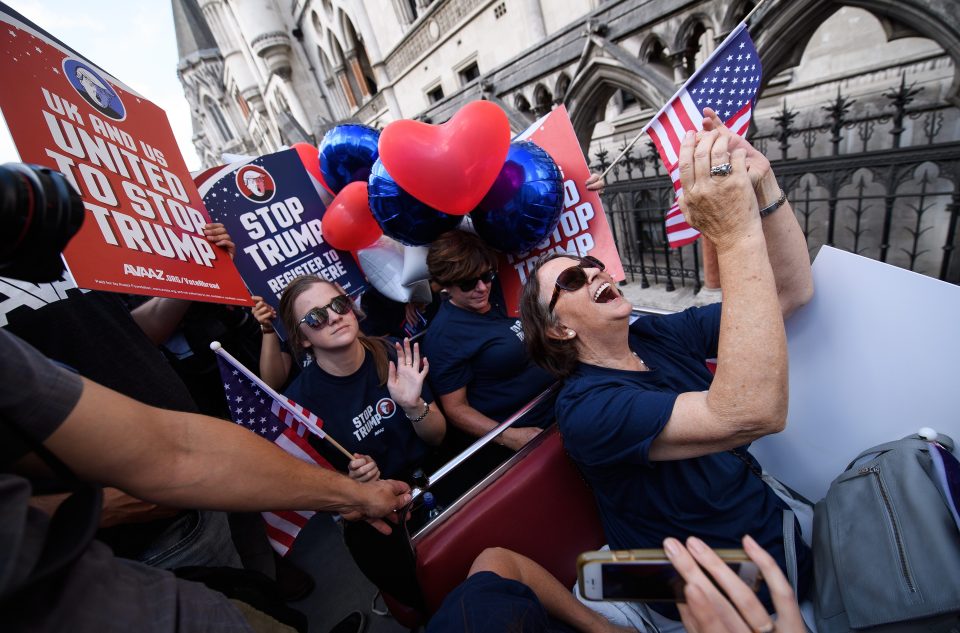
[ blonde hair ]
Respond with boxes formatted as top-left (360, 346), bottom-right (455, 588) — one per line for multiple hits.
top-left (278, 275), bottom-right (390, 385)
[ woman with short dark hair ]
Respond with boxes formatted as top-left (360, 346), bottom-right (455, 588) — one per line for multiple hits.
top-left (424, 230), bottom-right (555, 451)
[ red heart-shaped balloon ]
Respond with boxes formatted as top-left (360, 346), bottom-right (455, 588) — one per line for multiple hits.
top-left (378, 100), bottom-right (510, 216)
top-left (322, 181), bottom-right (382, 251)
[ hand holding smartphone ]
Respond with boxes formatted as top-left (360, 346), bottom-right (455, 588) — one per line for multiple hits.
top-left (578, 548), bottom-right (761, 603)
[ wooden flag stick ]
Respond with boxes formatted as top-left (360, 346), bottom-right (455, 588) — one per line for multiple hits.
top-left (596, 0), bottom-right (770, 182)
top-left (318, 433), bottom-right (354, 461)
top-left (211, 341), bottom-right (354, 460)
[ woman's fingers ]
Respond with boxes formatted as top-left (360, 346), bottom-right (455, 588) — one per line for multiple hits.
top-left (731, 147), bottom-right (748, 174)
top-left (349, 455), bottom-right (380, 482)
top-left (664, 537), bottom-right (717, 589)
top-left (744, 535), bottom-right (804, 631)
top-left (680, 583), bottom-right (713, 633)
top-left (412, 341), bottom-right (420, 369)
top-left (711, 131), bottom-right (730, 170)
top-left (388, 361), bottom-right (397, 384)
top-left (678, 131), bottom-right (697, 192)
top-left (394, 341), bottom-right (406, 367)
top-left (694, 129), bottom-right (719, 184)
top-left (666, 538), bottom-right (752, 633)
top-left (686, 537), bottom-right (771, 632)
top-left (675, 598), bottom-right (702, 633)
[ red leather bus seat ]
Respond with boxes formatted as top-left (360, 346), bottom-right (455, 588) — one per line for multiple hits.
top-left (414, 426), bottom-right (605, 613)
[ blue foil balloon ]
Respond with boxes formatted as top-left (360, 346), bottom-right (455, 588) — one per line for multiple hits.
top-left (319, 124), bottom-right (380, 193)
top-left (471, 141), bottom-right (563, 254)
top-left (367, 158), bottom-right (463, 246)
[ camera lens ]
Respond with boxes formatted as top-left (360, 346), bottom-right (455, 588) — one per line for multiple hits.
top-left (0, 163), bottom-right (84, 283)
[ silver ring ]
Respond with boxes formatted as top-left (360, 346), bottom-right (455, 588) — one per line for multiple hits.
top-left (710, 162), bottom-right (733, 177)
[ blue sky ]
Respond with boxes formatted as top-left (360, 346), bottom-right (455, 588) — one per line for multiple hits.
top-left (0, 0), bottom-right (201, 169)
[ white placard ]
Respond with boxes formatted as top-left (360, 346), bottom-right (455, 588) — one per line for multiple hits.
top-left (749, 246), bottom-right (960, 502)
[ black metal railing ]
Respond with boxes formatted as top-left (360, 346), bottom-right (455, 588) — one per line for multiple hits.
top-left (590, 77), bottom-right (960, 289)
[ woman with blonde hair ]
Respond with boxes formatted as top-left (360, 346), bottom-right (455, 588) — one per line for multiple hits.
top-left (277, 274), bottom-right (445, 608)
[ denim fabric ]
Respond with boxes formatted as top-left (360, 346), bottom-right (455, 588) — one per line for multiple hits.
top-left (139, 510), bottom-right (242, 570)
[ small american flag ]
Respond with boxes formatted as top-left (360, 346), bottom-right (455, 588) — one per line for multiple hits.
top-left (215, 349), bottom-right (333, 555)
top-left (646, 22), bottom-right (762, 248)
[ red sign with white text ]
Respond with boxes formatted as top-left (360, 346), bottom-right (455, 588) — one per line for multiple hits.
top-left (499, 106), bottom-right (625, 316)
top-left (0, 8), bottom-right (252, 305)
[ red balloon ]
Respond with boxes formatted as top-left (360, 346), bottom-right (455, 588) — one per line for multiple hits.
top-left (322, 181), bottom-right (382, 251)
top-left (378, 100), bottom-right (510, 215)
top-left (292, 142), bottom-right (334, 195)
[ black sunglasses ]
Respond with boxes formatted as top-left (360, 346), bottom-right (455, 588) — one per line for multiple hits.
top-left (454, 270), bottom-right (496, 292)
top-left (298, 294), bottom-right (352, 329)
top-left (548, 256), bottom-right (606, 312)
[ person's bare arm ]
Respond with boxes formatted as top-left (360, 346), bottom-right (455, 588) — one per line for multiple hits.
top-left (649, 132), bottom-right (787, 461)
top-left (469, 548), bottom-right (631, 633)
top-left (30, 488), bottom-right (179, 527)
top-left (387, 339), bottom-right (446, 446)
top-left (130, 297), bottom-right (192, 345)
top-left (130, 223), bottom-right (241, 345)
top-left (251, 296), bottom-right (292, 389)
top-left (438, 388), bottom-right (541, 451)
top-left (702, 108), bottom-right (813, 318)
top-left (40, 378), bottom-right (411, 529)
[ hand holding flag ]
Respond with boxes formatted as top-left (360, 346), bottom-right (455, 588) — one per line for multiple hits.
top-left (212, 341), bottom-right (355, 554)
top-left (600, 21), bottom-right (763, 248)
top-left (648, 21), bottom-right (762, 247)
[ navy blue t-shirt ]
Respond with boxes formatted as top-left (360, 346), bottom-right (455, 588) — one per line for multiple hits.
top-left (556, 304), bottom-right (810, 610)
top-left (424, 291), bottom-right (555, 427)
top-left (426, 571), bottom-right (576, 633)
top-left (284, 343), bottom-right (432, 480)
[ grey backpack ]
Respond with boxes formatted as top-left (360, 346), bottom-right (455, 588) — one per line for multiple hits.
top-left (813, 432), bottom-right (960, 633)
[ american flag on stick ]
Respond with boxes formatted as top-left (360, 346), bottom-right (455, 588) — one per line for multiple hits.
top-left (212, 341), bottom-right (349, 555)
top-left (601, 22), bottom-right (761, 248)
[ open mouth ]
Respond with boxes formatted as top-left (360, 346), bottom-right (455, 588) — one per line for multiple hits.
top-left (593, 282), bottom-right (619, 304)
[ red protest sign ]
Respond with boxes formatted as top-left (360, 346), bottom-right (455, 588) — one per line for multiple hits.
top-left (498, 106), bottom-right (625, 316)
top-left (0, 9), bottom-right (252, 305)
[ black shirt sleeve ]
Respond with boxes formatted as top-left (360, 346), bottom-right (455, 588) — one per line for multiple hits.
top-left (0, 329), bottom-right (83, 448)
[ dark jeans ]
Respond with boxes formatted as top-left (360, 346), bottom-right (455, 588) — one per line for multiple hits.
top-left (343, 519), bottom-right (424, 611)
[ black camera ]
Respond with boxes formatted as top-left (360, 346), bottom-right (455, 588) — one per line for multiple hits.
top-left (0, 163), bottom-right (84, 283)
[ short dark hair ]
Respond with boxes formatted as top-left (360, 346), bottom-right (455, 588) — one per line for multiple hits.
top-left (519, 253), bottom-right (580, 378)
top-left (427, 230), bottom-right (498, 288)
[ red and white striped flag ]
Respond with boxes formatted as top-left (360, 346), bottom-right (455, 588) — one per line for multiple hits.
top-left (214, 344), bottom-right (332, 555)
top-left (645, 22), bottom-right (761, 248)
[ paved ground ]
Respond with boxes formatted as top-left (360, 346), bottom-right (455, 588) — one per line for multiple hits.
top-left (288, 515), bottom-right (411, 633)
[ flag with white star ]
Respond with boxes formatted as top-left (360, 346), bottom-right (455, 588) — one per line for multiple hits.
top-left (646, 22), bottom-right (762, 248)
top-left (216, 351), bottom-right (333, 555)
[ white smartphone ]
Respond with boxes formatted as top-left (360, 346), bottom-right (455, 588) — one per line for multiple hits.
top-left (577, 548), bottom-right (761, 602)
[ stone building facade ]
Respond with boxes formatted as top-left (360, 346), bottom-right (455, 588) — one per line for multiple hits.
top-left (173, 0), bottom-right (960, 283)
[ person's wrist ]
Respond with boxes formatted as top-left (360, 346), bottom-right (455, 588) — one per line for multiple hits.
top-left (404, 399), bottom-right (429, 422)
top-left (260, 325), bottom-right (275, 334)
top-left (710, 225), bottom-right (764, 253)
top-left (756, 172), bottom-right (780, 207)
top-left (759, 188), bottom-right (787, 218)
top-left (350, 478), bottom-right (378, 511)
